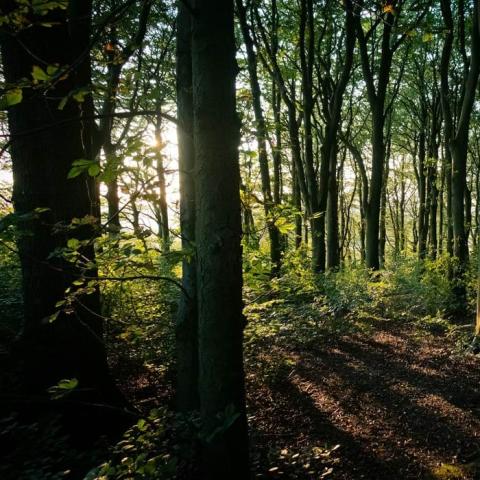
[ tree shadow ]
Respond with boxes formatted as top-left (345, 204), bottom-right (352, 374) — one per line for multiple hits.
top-left (249, 325), bottom-right (480, 479)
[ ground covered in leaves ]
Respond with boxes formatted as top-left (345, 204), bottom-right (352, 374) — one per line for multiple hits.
top-left (245, 300), bottom-right (480, 480)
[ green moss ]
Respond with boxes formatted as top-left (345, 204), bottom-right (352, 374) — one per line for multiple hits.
top-left (429, 463), bottom-right (467, 480)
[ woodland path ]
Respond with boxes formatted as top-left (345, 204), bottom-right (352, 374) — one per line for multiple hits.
top-left (248, 318), bottom-right (480, 479)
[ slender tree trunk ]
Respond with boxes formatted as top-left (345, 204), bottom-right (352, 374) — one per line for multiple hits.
top-left (237, 0), bottom-right (282, 275)
top-left (365, 101), bottom-right (388, 270)
top-left (440, 0), bottom-right (480, 312)
top-left (417, 127), bottom-right (428, 259)
top-left (428, 125), bottom-right (439, 259)
top-left (439, 152), bottom-right (445, 255)
top-left (379, 141), bottom-right (389, 268)
top-left (400, 169), bottom-right (406, 253)
top-left (105, 144), bottom-right (122, 233)
top-left (323, 0), bottom-right (355, 269)
top-left (272, 85), bottom-right (282, 206)
top-left (327, 144), bottom-right (340, 269)
top-left (192, 1), bottom-right (249, 477)
top-left (354, 2), bottom-right (395, 270)
top-left (155, 113), bottom-right (170, 253)
top-left (175, 2), bottom-right (199, 414)
top-left (292, 161), bottom-right (303, 249)
top-left (99, 1), bottom-right (152, 233)
top-left (299, 0), bottom-right (323, 272)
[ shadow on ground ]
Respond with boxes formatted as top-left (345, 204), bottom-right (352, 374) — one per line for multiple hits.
top-left (248, 318), bottom-right (480, 479)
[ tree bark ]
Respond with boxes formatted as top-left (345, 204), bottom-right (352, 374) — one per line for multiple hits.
top-left (175, 1), bottom-right (199, 414)
top-left (192, 1), bottom-right (249, 477)
top-left (1, 0), bottom-right (122, 404)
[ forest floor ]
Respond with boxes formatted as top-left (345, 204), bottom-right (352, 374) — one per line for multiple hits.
top-left (246, 306), bottom-right (480, 480)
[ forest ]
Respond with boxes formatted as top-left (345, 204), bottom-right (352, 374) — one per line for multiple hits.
top-left (1, 0), bottom-right (480, 479)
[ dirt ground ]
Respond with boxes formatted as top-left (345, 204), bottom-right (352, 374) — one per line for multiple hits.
top-left (248, 319), bottom-right (480, 479)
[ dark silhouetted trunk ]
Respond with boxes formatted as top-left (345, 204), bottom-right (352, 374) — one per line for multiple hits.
top-left (1, 0), bottom-right (122, 404)
top-left (192, 1), bottom-right (249, 477)
top-left (175, 2), bottom-right (199, 414)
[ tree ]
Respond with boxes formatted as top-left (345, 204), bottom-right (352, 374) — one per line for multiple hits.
top-left (191, 0), bottom-right (250, 477)
top-left (175, 0), bottom-right (199, 414)
top-left (353, 0), bottom-right (429, 269)
top-left (237, 0), bottom-right (283, 275)
top-left (1, 0), bottom-right (123, 403)
top-left (440, 0), bottom-right (480, 310)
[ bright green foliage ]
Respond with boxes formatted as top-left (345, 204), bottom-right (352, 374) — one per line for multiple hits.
top-left (67, 159), bottom-right (101, 179)
top-left (387, 255), bottom-right (457, 315)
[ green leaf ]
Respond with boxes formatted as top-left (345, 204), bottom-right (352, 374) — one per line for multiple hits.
top-left (67, 167), bottom-right (83, 179)
top-left (32, 0), bottom-right (68, 15)
top-left (58, 378), bottom-right (79, 390)
top-left (275, 216), bottom-right (295, 234)
top-left (32, 65), bottom-right (49, 82)
top-left (4, 88), bottom-right (23, 107)
top-left (87, 163), bottom-right (101, 177)
top-left (46, 64), bottom-right (58, 76)
top-left (48, 378), bottom-right (79, 400)
top-left (72, 87), bottom-right (90, 103)
top-left (422, 32), bottom-right (433, 42)
top-left (67, 159), bottom-right (96, 179)
top-left (46, 311), bottom-right (60, 323)
top-left (67, 238), bottom-right (80, 249)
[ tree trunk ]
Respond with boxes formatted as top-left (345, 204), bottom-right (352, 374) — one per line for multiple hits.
top-left (440, 0), bottom-right (480, 312)
top-left (105, 143), bottom-right (122, 234)
top-left (192, 1), bottom-right (249, 477)
top-left (237, 0), bottom-right (282, 275)
top-left (1, 0), bottom-right (122, 403)
top-left (417, 126), bottom-right (428, 259)
top-left (292, 161), bottom-right (303, 249)
top-left (175, 2), bottom-right (199, 414)
top-left (155, 113), bottom-right (170, 253)
top-left (299, 0), bottom-right (323, 272)
top-left (379, 139), bottom-right (390, 268)
top-left (327, 144), bottom-right (340, 269)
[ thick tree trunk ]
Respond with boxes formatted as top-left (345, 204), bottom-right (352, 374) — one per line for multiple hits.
top-left (175, 2), bottom-right (199, 414)
top-left (192, 1), bottom-right (249, 477)
top-left (1, 1), bottom-right (122, 403)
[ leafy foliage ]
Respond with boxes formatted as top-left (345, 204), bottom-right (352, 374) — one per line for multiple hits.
top-left (85, 409), bottom-right (177, 480)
